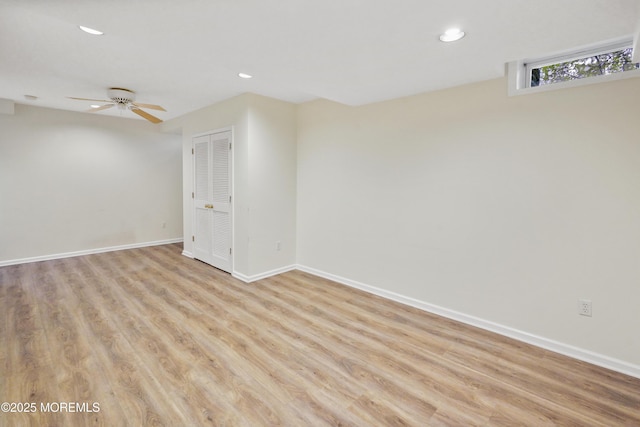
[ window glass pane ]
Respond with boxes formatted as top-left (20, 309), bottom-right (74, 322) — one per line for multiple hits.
top-left (531, 48), bottom-right (639, 87)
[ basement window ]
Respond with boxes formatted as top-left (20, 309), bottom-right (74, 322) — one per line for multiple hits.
top-left (528, 44), bottom-right (638, 87)
top-left (508, 40), bottom-right (640, 95)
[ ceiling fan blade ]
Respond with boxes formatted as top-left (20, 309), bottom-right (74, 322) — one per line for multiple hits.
top-left (131, 108), bottom-right (163, 123)
top-left (68, 96), bottom-right (112, 103)
top-left (86, 104), bottom-right (115, 112)
top-left (131, 102), bottom-right (166, 111)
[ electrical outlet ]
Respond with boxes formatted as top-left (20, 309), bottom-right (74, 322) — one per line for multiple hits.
top-left (578, 299), bottom-right (592, 317)
top-left (276, 241), bottom-right (281, 251)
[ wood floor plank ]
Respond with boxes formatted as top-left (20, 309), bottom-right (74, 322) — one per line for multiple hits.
top-left (58, 256), bottom-right (189, 426)
top-left (1, 243), bottom-right (639, 426)
top-left (87, 252), bottom-right (303, 426)
top-left (151, 258), bottom-right (441, 423)
top-left (106, 248), bottom-right (351, 426)
top-left (0, 265), bottom-right (8, 403)
top-left (3, 263), bottom-right (65, 427)
top-left (443, 340), bottom-right (639, 426)
top-left (115, 248), bottom-right (370, 426)
top-left (255, 275), bottom-right (507, 419)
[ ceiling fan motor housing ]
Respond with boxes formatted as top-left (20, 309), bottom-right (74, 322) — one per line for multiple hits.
top-left (108, 88), bottom-right (136, 106)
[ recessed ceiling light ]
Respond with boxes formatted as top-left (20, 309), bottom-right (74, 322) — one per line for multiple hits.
top-left (90, 104), bottom-right (101, 109)
top-left (238, 73), bottom-right (253, 79)
top-left (439, 28), bottom-right (465, 42)
top-left (78, 25), bottom-right (104, 35)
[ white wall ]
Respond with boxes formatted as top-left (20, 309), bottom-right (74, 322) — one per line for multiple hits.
top-left (247, 95), bottom-right (297, 276)
top-left (170, 93), bottom-right (296, 279)
top-left (297, 76), bottom-right (640, 368)
top-left (0, 104), bottom-right (182, 263)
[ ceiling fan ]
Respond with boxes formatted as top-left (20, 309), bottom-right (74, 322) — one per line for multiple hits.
top-left (68, 88), bottom-right (166, 123)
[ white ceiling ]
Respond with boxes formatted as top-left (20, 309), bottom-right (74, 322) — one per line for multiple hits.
top-left (1, 0), bottom-right (638, 122)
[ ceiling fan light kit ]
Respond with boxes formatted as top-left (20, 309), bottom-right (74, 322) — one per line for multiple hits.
top-left (439, 28), bottom-right (465, 42)
top-left (68, 87), bottom-right (166, 123)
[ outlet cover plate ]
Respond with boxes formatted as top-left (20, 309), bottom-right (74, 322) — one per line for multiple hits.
top-left (578, 299), bottom-right (592, 317)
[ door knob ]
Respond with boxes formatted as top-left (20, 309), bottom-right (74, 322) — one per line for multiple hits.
top-left (204, 204), bottom-right (214, 209)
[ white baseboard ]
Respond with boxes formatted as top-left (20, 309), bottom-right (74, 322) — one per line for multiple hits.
top-left (182, 250), bottom-right (194, 258)
top-left (0, 238), bottom-right (184, 267)
top-left (296, 264), bottom-right (640, 379)
top-left (233, 264), bottom-right (297, 283)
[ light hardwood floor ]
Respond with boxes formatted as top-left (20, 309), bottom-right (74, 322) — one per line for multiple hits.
top-left (1, 244), bottom-right (639, 426)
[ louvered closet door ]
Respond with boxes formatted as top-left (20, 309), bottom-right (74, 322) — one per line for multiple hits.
top-left (192, 131), bottom-right (232, 272)
top-left (193, 135), bottom-right (214, 266)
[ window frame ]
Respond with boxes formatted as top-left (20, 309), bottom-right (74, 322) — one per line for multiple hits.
top-left (507, 38), bottom-right (640, 96)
